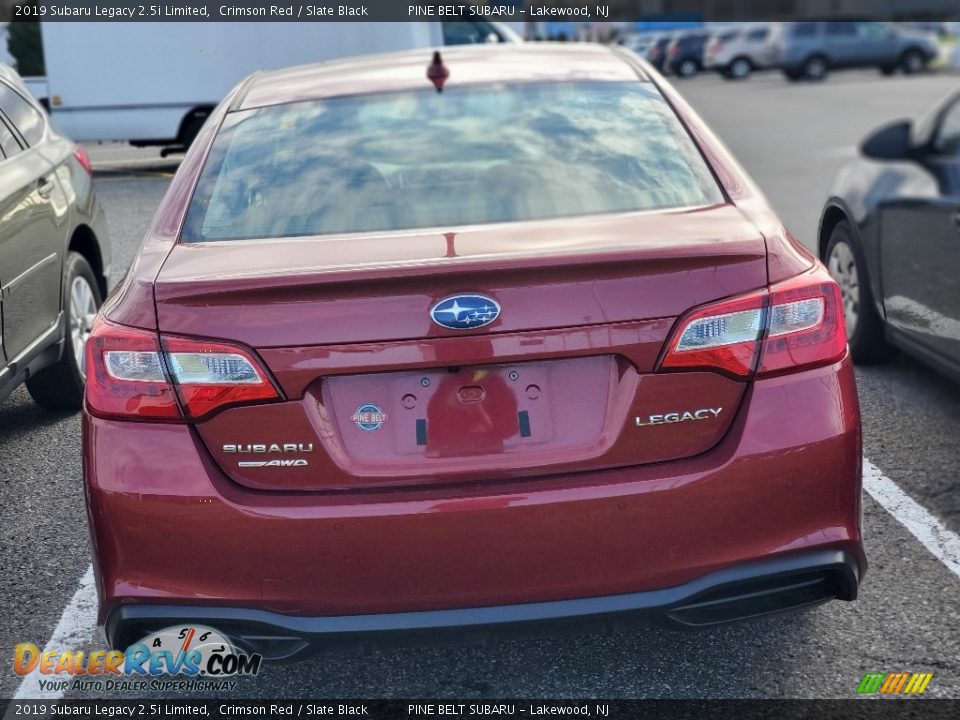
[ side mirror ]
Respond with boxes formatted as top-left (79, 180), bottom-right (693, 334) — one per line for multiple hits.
top-left (860, 120), bottom-right (913, 161)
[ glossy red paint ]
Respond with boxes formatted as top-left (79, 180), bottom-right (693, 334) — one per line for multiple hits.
top-left (151, 204), bottom-right (766, 347)
top-left (85, 356), bottom-right (863, 619)
top-left (84, 44), bottom-right (864, 638)
top-left (196, 367), bottom-right (746, 491)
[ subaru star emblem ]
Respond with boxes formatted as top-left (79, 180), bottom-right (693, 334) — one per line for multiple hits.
top-left (430, 294), bottom-right (501, 330)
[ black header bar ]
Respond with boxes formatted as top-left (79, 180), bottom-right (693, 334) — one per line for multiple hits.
top-left (7, 1), bottom-right (958, 23)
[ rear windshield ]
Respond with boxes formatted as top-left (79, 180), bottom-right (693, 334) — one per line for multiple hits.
top-left (181, 82), bottom-right (723, 241)
top-left (790, 22), bottom-right (820, 38)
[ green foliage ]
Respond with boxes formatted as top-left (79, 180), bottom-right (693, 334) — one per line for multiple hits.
top-left (7, 3), bottom-right (46, 76)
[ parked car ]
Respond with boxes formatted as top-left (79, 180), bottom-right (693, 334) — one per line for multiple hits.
top-left (623, 33), bottom-right (654, 54)
top-left (645, 34), bottom-right (673, 72)
top-left (898, 21), bottom-right (951, 39)
top-left (84, 44), bottom-right (864, 654)
top-left (705, 24), bottom-right (780, 79)
top-left (820, 91), bottom-right (960, 379)
top-left (0, 65), bottom-right (110, 410)
top-left (775, 21), bottom-right (938, 81)
top-left (665, 30), bottom-right (711, 77)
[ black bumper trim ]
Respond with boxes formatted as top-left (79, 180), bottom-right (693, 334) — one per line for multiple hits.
top-left (105, 549), bottom-right (860, 658)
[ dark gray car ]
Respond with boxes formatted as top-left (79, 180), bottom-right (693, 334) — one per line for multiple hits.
top-left (0, 65), bottom-right (110, 410)
top-left (819, 91), bottom-right (960, 380)
top-left (775, 21), bottom-right (938, 81)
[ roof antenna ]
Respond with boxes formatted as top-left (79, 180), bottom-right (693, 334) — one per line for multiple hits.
top-left (427, 51), bottom-right (449, 93)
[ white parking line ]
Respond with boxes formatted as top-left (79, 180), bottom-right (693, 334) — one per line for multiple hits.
top-left (863, 459), bottom-right (960, 580)
top-left (13, 564), bottom-right (97, 700)
top-left (12, 459), bottom-right (960, 700)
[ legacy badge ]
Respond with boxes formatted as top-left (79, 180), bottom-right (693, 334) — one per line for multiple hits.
top-left (636, 407), bottom-right (723, 427)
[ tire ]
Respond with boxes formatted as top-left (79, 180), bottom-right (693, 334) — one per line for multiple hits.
top-left (823, 221), bottom-right (892, 364)
top-left (26, 252), bottom-right (103, 411)
top-left (727, 57), bottom-right (752, 80)
top-left (801, 54), bottom-right (829, 81)
top-left (783, 68), bottom-right (804, 81)
top-left (676, 58), bottom-right (699, 78)
top-left (178, 109), bottom-right (211, 148)
top-left (900, 49), bottom-right (926, 75)
top-left (879, 65), bottom-right (897, 76)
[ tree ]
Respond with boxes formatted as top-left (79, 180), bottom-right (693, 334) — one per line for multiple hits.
top-left (7, 3), bottom-right (45, 76)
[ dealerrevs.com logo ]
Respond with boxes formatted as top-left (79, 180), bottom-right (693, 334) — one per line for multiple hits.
top-left (14, 625), bottom-right (261, 693)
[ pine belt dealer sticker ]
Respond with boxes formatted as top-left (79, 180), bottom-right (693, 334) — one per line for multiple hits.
top-left (353, 403), bottom-right (387, 431)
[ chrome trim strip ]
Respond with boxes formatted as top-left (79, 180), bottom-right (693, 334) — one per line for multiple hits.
top-left (4, 252), bottom-right (58, 293)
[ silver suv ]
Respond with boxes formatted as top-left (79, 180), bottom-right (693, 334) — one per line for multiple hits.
top-left (775, 21), bottom-right (938, 81)
top-left (705, 24), bottom-right (780, 79)
top-left (0, 65), bottom-right (110, 410)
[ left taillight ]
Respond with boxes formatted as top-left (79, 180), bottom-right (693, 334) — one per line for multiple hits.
top-left (85, 319), bottom-right (281, 422)
top-left (659, 266), bottom-right (847, 379)
top-left (73, 146), bottom-right (93, 177)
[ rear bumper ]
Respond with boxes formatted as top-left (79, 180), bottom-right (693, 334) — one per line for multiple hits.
top-left (84, 356), bottom-right (864, 651)
top-left (105, 549), bottom-right (860, 658)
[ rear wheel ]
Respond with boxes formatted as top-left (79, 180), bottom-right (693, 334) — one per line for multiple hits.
top-left (824, 222), bottom-right (891, 364)
top-left (26, 252), bottom-right (103, 410)
top-left (801, 55), bottom-right (829, 80)
top-left (676, 58), bottom-right (699, 78)
top-left (727, 57), bottom-right (752, 79)
top-left (900, 49), bottom-right (926, 75)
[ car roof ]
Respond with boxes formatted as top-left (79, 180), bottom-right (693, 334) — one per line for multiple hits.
top-left (0, 63), bottom-right (26, 90)
top-left (238, 43), bottom-right (648, 111)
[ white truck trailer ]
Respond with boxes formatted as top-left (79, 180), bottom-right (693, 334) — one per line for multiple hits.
top-left (34, 21), bottom-right (518, 150)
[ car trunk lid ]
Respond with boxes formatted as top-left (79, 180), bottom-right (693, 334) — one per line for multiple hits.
top-left (154, 206), bottom-right (767, 491)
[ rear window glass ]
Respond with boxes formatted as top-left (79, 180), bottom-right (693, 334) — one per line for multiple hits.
top-left (182, 82), bottom-right (723, 242)
top-left (0, 83), bottom-right (44, 146)
top-left (826, 22), bottom-right (856, 36)
top-left (791, 22), bottom-right (819, 38)
top-left (0, 117), bottom-right (21, 158)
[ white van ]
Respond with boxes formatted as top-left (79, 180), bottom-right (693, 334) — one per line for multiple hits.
top-left (34, 21), bottom-right (518, 150)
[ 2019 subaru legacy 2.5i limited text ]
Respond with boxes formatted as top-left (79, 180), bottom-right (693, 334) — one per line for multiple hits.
top-left (83, 45), bottom-right (865, 656)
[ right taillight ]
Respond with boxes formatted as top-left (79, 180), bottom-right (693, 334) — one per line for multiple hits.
top-left (758, 270), bottom-right (846, 377)
top-left (85, 319), bottom-right (281, 422)
top-left (659, 266), bottom-right (847, 379)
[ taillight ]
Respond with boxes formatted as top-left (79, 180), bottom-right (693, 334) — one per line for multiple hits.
top-left (659, 267), bottom-right (847, 379)
top-left (661, 291), bottom-right (765, 377)
top-left (85, 319), bottom-right (281, 421)
top-left (85, 321), bottom-right (180, 421)
top-left (73, 146), bottom-right (93, 177)
top-left (758, 272), bottom-right (846, 376)
top-left (161, 336), bottom-right (280, 420)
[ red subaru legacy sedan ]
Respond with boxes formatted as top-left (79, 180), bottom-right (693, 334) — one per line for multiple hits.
top-left (83, 44), bottom-right (864, 656)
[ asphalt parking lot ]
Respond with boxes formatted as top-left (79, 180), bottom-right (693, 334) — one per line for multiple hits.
top-left (1, 68), bottom-right (959, 700)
